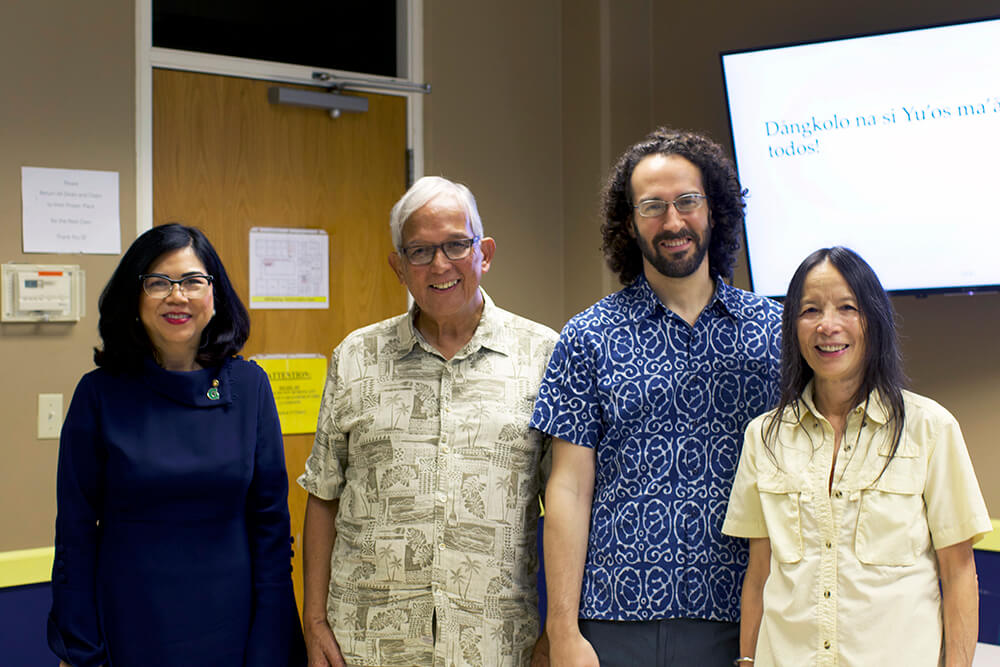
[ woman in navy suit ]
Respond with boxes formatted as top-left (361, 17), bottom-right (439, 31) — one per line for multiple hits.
top-left (48, 223), bottom-right (305, 666)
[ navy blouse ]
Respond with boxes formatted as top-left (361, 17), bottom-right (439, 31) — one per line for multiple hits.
top-left (48, 357), bottom-right (305, 666)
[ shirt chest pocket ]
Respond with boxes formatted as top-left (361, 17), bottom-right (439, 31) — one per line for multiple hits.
top-left (757, 475), bottom-right (803, 564)
top-left (855, 436), bottom-right (927, 567)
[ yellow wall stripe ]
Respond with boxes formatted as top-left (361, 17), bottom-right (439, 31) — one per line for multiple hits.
top-left (975, 518), bottom-right (1000, 553)
top-left (0, 546), bottom-right (54, 588)
top-left (0, 518), bottom-right (996, 590)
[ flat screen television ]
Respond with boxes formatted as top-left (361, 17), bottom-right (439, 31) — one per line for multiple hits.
top-left (720, 16), bottom-right (1000, 298)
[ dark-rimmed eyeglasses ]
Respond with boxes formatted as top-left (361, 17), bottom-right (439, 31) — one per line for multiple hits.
top-left (139, 273), bottom-right (214, 298)
top-left (633, 193), bottom-right (707, 218)
top-left (400, 236), bottom-right (480, 266)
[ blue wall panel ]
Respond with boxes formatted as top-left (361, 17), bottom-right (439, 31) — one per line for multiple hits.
top-left (978, 549), bottom-right (1000, 645)
top-left (0, 582), bottom-right (50, 666)
top-left (1, 541), bottom-right (997, 663)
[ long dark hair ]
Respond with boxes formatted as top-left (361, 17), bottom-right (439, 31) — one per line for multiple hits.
top-left (764, 247), bottom-right (906, 477)
top-left (600, 127), bottom-right (746, 284)
top-left (95, 223), bottom-right (250, 373)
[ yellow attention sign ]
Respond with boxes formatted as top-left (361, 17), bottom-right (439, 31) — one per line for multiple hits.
top-left (254, 355), bottom-right (327, 435)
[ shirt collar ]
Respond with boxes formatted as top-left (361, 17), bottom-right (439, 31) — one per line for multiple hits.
top-left (391, 289), bottom-right (509, 361)
top-left (799, 379), bottom-right (890, 425)
top-left (622, 273), bottom-right (747, 322)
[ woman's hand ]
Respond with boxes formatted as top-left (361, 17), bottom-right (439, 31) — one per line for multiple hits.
top-left (938, 539), bottom-right (978, 667)
top-left (739, 537), bottom-right (771, 661)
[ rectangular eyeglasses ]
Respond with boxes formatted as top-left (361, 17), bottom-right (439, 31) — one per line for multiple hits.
top-left (634, 193), bottom-right (707, 217)
top-left (139, 273), bottom-right (214, 298)
top-left (401, 236), bottom-right (480, 265)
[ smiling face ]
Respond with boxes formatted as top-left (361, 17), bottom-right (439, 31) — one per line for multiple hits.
top-left (138, 245), bottom-right (215, 370)
top-left (388, 195), bottom-right (495, 330)
top-left (796, 259), bottom-right (867, 393)
top-left (629, 153), bottom-right (712, 280)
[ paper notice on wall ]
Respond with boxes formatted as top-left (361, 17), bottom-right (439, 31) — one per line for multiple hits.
top-left (21, 167), bottom-right (121, 254)
top-left (252, 354), bottom-right (328, 434)
top-left (249, 227), bottom-right (329, 309)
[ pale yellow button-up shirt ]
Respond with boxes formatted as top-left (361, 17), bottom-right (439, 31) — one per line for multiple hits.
top-left (299, 291), bottom-right (558, 667)
top-left (723, 383), bottom-right (991, 666)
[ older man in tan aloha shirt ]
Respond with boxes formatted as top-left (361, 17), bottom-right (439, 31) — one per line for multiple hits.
top-left (299, 176), bottom-right (557, 667)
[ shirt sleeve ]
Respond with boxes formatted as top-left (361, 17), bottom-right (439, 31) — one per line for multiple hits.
top-left (922, 408), bottom-right (992, 550)
top-left (722, 419), bottom-right (770, 539)
top-left (529, 319), bottom-right (604, 448)
top-left (244, 363), bottom-right (306, 666)
top-left (47, 375), bottom-right (108, 667)
top-left (298, 343), bottom-right (350, 499)
top-left (765, 304), bottom-right (783, 409)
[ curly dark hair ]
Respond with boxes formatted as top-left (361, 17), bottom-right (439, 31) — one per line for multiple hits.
top-left (94, 223), bottom-right (250, 374)
top-left (601, 127), bottom-right (746, 285)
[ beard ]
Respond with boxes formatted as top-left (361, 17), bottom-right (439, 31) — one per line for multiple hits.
top-left (634, 220), bottom-right (711, 279)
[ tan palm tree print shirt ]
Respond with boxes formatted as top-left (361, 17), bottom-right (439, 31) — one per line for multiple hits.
top-left (299, 291), bottom-right (558, 666)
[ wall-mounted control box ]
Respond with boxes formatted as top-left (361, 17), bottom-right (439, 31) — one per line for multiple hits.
top-left (1, 264), bottom-right (85, 322)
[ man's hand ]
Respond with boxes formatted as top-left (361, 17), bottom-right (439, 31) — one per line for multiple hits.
top-left (548, 630), bottom-right (600, 667)
top-left (304, 617), bottom-right (346, 667)
top-left (543, 439), bottom-right (598, 667)
top-left (530, 629), bottom-right (550, 667)
top-left (303, 495), bottom-right (342, 666)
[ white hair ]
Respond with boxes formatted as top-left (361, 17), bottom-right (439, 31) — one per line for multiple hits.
top-left (389, 176), bottom-right (484, 250)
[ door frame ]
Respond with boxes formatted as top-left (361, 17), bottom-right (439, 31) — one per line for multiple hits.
top-left (135, 0), bottom-right (425, 235)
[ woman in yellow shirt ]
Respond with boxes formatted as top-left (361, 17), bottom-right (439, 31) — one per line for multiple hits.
top-left (723, 246), bottom-right (991, 666)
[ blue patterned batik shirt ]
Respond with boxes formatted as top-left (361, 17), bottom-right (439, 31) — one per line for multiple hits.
top-left (530, 274), bottom-right (782, 622)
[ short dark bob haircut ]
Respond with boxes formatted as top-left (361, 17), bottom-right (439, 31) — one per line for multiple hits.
top-left (764, 246), bottom-right (906, 475)
top-left (601, 127), bottom-right (746, 285)
top-left (95, 223), bottom-right (250, 373)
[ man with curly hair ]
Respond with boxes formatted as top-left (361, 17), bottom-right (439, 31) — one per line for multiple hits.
top-left (531, 128), bottom-right (783, 666)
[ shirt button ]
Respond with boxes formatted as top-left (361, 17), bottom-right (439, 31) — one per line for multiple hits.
top-left (835, 491), bottom-right (843, 498)
top-left (438, 543), bottom-right (446, 551)
top-left (441, 445), bottom-right (450, 454)
top-left (824, 590), bottom-right (831, 598)
top-left (824, 641), bottom-right (831, 649)
top-left (826, 541), bottom-right (832, 549)
top-left (844, 445), bottom-right (852, 451)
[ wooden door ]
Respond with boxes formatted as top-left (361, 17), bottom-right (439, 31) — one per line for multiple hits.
top-left (153, 69), bottom-right (408, 612)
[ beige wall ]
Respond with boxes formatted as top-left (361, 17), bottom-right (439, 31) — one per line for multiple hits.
top-left (423, 1), bottom-right (565, 330)
top-left (2, 0), bottom-right (997, 551)
top-left (0, 0), bottom-right (134, 550)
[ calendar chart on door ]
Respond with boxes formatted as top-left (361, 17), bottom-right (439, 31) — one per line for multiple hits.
top-left (248, 227), bottom-right (329, 310)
